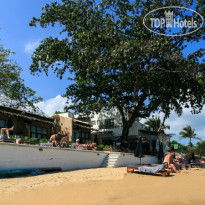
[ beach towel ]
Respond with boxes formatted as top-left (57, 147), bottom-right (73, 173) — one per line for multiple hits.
top-left (138, 163), bottom-right (167, 173)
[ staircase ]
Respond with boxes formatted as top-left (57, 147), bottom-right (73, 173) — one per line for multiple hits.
top-left (101, 152), bottom-right (121, 168)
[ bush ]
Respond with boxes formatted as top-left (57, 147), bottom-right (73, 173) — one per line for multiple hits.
top-left (104, 145), bottom-right (112, 149)
top-left (24, 136), bottom-right (29, 141)
top-left (39, 139), bottom-right (48, 143)
top-left (28, 137), bottom-right (39, 142)
top-left (97, 144), bottom-right (104, 149)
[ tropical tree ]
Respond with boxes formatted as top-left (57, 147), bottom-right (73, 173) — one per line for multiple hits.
top-left (29, 0), bottom-right (205, 140)
top-left (195, 141), bottom-right (205, 156)
top-left (144, 116), bottom-right (170, 132)
top-left (179, 125), bottom-right (201, 148)
top-left (0, 44), bottom-right (42, 112)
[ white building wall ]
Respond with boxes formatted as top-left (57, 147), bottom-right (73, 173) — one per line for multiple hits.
top-left (90, 107), bottom-right (141, 137)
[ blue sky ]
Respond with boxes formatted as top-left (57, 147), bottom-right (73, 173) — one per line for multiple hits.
top-left (0, 0), bottom-right (68, 100)
top-left (0, 0), bottom-right (205, 145)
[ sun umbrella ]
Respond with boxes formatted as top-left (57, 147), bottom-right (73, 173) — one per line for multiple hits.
top-left (134, 137), bottom-right (144, 164)
top-left (158, 141), bottom-right (164, 163)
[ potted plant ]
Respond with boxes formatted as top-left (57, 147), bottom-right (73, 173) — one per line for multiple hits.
top-left (23, 137), bottom-right (39, 145)
top-left (39, 139), bottom-right (49, 143)
top-left (97, 144), bottom-right (104, 151)
top-left (103, 145), bottom-right (113, 151)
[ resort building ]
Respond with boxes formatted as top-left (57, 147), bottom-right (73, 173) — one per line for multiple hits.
top-left (84, 107), bottom-right (170, 153)
top-left (0, 106), bottom-right (53, 139)
top-left (89, 107), bottom-right (142, 146)
top-left (53, 113), bottom-right (92, 143)
top-left (0, 106), bottom-right (92, 143)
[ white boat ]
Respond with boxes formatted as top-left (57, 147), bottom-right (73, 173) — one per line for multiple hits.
top-left (0, 143), bottom-right (158, 171)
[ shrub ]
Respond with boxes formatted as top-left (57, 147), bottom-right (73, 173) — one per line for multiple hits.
top-left (39, 139), bottom-right (48, 143)
top-left (104, 145), bottom-right (112, 149)
top-left (97, 144), bottom-right (104, 149)
top-left (28, 137), bottom-right (38, 142)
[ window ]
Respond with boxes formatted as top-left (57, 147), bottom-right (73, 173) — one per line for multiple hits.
top-left (30, 126), bottom-right (48, 139)
top-left (104, 119), bottom-right (114, 129)
top-left (0, 120), bottom-right (6, 129)
top-left (73, 130), bottom-right (89, 143)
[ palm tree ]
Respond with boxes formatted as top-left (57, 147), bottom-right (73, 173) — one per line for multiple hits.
top-left (144, 116), bottom-right (170, 132)
top-left (179, 125), bottom-right (201, 148)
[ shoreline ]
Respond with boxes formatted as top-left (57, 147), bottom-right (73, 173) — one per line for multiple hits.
top-left (0, 167), bottom-right (205, 205)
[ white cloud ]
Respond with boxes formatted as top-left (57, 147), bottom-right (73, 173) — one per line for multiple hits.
top-left (24, 39), bottom-right (41, 54)
top-left (36, 95), bottom-right (68, 116)
top-left (140, 106), bottom-right (205, 145)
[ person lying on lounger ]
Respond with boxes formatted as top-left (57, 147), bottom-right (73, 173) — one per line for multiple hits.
top-left (163, 151), bottom-right (180, 173)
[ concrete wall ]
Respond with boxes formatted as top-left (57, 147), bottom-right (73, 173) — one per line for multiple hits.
top-left (0, 143), bottom-right (108, 171)
top-left (115, 153), bottom-right (158, 167)
top-left (53, 115), bottom-right (73, 141)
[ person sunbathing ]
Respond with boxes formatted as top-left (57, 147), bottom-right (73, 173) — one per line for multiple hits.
top-left (163, 151), bottom-right (180, 173)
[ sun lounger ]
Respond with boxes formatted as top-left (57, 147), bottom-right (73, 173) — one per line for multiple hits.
top-left (178, 163), bottom-right (191, 170)
top-left (0, 139), bottom-right (15, 143)
top-left (127, 164), bottom-right (171, 177)
top-left (190, 163), bottom-right (203, 168)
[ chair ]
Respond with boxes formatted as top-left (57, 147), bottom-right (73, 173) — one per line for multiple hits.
top-left (127, 164), bottom-right (172, 177)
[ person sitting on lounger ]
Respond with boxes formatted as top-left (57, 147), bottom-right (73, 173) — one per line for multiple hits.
top-left (163, 151), bottom-right (180, 173)
top-left (49, 134), bottom-right (61, 147)
top-left (61, 134), bottom-right (69, 148)
top-left (90, 142), bottom-right (97, 150)
top-left (0, 116), bottom-right (14, 139)
top-left (75, 139), bottom-right (82, 147)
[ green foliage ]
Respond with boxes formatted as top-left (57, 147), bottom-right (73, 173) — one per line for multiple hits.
top-left (54, 111), bottom-right (65, 114)
top-left (0, 44), bottom-right (42, 112)
top-left (9, 135), bottom-right (14, 139)
top-left (144, 116), bottom-right (170, 132)
top-left (170, 140), bottom-right (188, 152)
top-left (28, 138), bottom-right (39, 142)
top-left (39, 138), bottom-right (48, 143)
top-left (97, 144), bottom-right (104, 149)
top-left (195, 141), bottom-right (205, 156)
top-left (104, 145), bottom-right (112, 149)
top-left (179, 125), bottom-right (201, 149)
top-left (24, 136), bottom-right (39, 142)
top-left (24, 136), bottom-right (29, 141)
top-left (29, 0), bottom-right (205, 139)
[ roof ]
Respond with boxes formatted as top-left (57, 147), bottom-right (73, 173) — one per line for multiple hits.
top-left (0, 106), bottom-right (54, 125)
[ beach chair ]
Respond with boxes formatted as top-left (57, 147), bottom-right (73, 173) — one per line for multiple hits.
top-left (127, 164), bottom-right (172, 177)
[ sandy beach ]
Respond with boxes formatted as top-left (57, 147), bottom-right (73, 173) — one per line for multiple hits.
top-left (0, 167), bottom-right (205, 205)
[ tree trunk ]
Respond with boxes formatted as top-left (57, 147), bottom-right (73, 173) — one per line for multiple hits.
top-left (188, 137), bottom-right (192, 151)
top-left (121, 114), bottom-right (138, 141)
